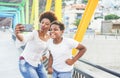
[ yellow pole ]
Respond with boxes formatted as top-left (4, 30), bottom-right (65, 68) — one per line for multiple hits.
top-left (55, 0), bottom-right (62, 21)
top-left (26, 0), bottom-right (29, 24)
top-left (72, 0), bottom-right (98, 55)
top-left (33, 0), bottom-right (39, 30)
top-left (45, 0), bottom-right (52, 11)
top-left (30, 0), bottom-right (35, 24)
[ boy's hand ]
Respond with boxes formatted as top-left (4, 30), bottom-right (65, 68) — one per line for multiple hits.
top-left (40, 56), bottom-right (47, 62)
top-left (65, 58), bottom-right (75, 66)
top-left (48, 67), bottom-right (53, 74)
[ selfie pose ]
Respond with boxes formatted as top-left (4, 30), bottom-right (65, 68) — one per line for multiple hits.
top-left (47, 21), bottom-right (86, 78)
top-left (15, 11), bottom-right (57, 78)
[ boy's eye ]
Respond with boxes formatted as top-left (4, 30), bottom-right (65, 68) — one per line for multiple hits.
top-left (54, 29), bottom-right (58, 31)
top-left (49, 29), bottom-right (52, 31)
top-left (45, 23), bottom-right (49, 25)
top-left (49, 29), bottom-right (58, 31)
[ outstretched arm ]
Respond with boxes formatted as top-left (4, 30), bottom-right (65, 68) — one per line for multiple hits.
top-left (15, 24), bottom-right (24, 41)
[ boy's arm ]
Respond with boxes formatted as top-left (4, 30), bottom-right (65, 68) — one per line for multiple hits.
top-left (48, 53), bottom-right (53, 74)
top-left (66, 43), bottom-right (86, 65)
top-left (73, 43), bottom-right (86, 62)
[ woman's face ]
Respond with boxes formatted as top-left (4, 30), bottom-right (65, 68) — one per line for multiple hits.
top-left (39, 18), bottom-right (51, 31)
top-left (50, 24), bottom-right (63, 39)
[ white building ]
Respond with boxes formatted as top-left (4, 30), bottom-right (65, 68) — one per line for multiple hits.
top-left (63, 4), bottom-right (86, 32)
top-left (63, 0), bottom-right (120, 34)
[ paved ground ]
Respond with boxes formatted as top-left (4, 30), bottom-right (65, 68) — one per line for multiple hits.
top-left (82, 35), bottom-right (120, 72)
top-left (0, 30), bottom-right (22, 78)
top-left (75, 35), bottom-right (120, 78)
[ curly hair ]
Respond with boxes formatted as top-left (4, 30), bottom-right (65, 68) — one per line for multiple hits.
top-left (50, 21), bottom-right (65, 31)
top-left (39, 11), bottom-right (58, 23)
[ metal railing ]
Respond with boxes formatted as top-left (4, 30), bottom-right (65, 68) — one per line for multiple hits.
top-left (73, 68), bottom-right (93, 78)
top-left (78, 59), bottom-right (120, 78)
top-left (42, 58), bottom-right (94, 78)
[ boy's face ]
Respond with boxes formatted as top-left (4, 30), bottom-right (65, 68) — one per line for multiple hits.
top-left (50, 24), bottom-right (63, 39)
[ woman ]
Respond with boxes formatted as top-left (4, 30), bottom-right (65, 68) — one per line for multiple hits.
top-left (47, 21), bottom-right (86, 78)
top-left (15, 11), bottom-right (57, 78)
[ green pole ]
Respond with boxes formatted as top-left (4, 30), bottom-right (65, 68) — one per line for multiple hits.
top-left (0, 2), bottom-right (21, 6)
top-left (19, 6), bottom-right (25, 24)
top-left (18, 0), bottom-right (26, 24)
top-left (0, 0), bottom-right (26, 24)
top-left (26, 0), bottom-right (29, 24)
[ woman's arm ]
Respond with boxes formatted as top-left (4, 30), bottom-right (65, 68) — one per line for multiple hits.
top-left (15, 24), bottom-right (24, 41)
top-left (15, 24), bottom-right (34, 42)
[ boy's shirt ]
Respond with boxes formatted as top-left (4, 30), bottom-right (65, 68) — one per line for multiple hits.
top-left (47, 37), bottom-right (79, 72)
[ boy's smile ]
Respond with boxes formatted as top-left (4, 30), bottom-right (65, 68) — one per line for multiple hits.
top-left (50, 24), bottom-right (63, 39)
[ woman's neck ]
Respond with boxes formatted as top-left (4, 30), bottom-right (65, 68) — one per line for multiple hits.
top-left (38, 30), bottom-right (49, 41)
top-left (39, 30), bottom-right (47, 36)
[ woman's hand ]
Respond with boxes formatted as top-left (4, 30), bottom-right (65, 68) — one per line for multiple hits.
top-left (15, 24), bottom-right (25, 41)
top-left (15, 24), bottom-right (24, 34)
top-left (65, 58), bottom-right (75, 66)
top-left (48, 67), bottom-right (53, 74)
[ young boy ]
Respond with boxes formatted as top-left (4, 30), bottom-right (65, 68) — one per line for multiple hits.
top-left (47, 21), bottom-right (86, 78)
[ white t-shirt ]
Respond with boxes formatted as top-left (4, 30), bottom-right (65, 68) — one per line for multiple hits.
top-left (47, 37), bottom-right (79, 72)
top-left (16, 30), bottom-right (48, 67)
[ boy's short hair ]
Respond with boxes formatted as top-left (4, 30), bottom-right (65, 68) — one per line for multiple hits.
top-left (39, 11), bottom-right (58, 23)
top-left (50, 21), bottom-right (65, 30)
